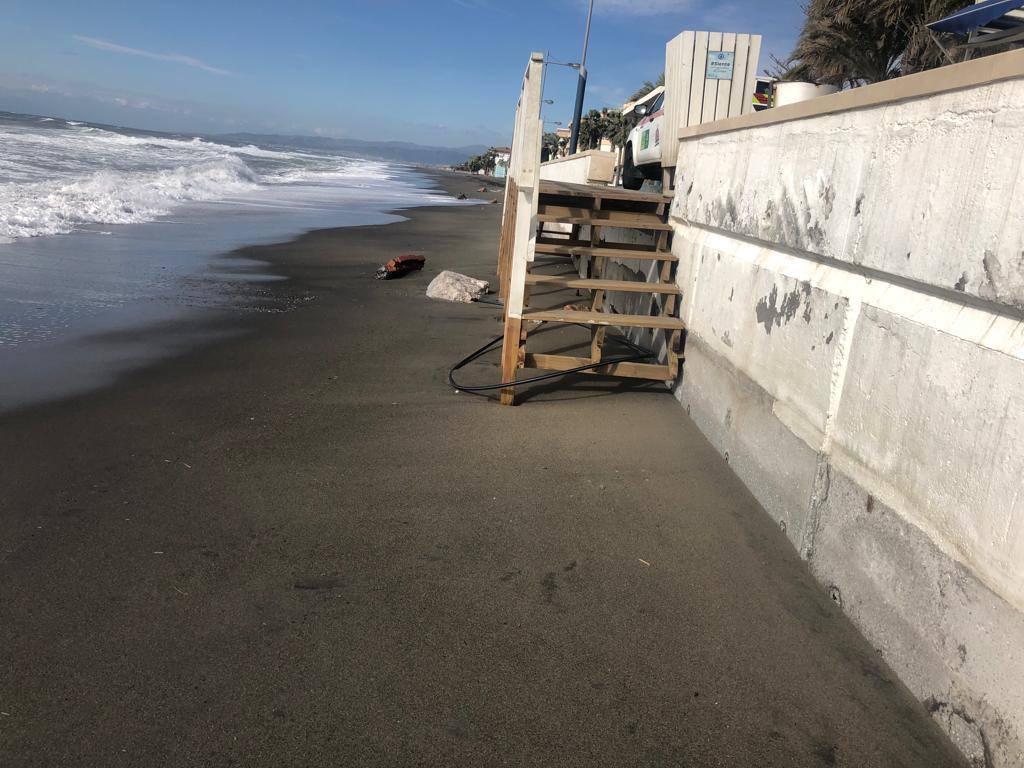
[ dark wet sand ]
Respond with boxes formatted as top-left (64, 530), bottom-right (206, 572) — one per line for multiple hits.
top-left (0, 172), bottom-right (966, 767)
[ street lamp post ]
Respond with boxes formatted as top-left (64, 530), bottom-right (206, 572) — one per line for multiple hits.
top-left (567, 0), bottom-right (594, 156)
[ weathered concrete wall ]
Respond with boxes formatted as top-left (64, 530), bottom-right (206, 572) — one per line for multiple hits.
top-left (664, 51), bottom-right (1024, 767)
top-left (539, 150), bottom-right (616, 185)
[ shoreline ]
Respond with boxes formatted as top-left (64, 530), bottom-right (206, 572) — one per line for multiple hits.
top-left (0, 169), bottom-right (503, 418)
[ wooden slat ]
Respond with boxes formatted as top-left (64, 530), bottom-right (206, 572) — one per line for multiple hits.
top-left (536, 237), bottom-right (614, 249)
top-left (526, 274), bottom-right (680, 294)
top-left (702, 32), bottom-right (723, 124)
top-left (538, 179), bottom-right (670, 204)
top-left (688, 32), bottom-right (710, 127)
top-left (741, 35), bottom-right (763, 116)
top-left (729, 34), bottom-right (750, 118)
top-left (715, 33), bottom-right (737, 122)
top-left (535, 241), bottom-right (677, 262)
top-left (662, 30), bottom-right (695, 169)
top-left (537, 205), bottom-right (672, 231)
top-left (524, 354), bottom-right (674, 382)
top-left (523, 309), bottom-right (686, 330)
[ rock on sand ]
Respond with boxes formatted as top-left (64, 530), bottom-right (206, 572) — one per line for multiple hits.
top-left (426, 271), bottom-right (489, 303)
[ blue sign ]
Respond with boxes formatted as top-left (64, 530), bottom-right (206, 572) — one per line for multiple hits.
top-left (707, 51), bottom-right (735, 81)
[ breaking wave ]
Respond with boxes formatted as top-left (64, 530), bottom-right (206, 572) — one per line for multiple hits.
top-left (0, 156), bottom-right (261, 241)
top-left (0, 116), bottom-right (401, 242)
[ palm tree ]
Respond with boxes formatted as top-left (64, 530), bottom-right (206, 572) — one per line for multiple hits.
top-left (629, 72), bottom-right (665, 102)
top-left (578, 109), bottom-right (606, 151)
top-left (852, 0), bottom-right (966, 73)
top-left (576, 108), bottom-right (632, 153)
top-left (776, 0), bottom-right (964, 87)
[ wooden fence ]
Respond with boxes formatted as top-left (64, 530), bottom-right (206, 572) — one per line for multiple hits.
top-left (662, 31), bottom-right (762, 170)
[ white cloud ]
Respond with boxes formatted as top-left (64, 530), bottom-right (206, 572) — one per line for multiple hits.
top-left (586, 0), bottom-right (694, 15)
top-left (73, 35), bottom-right (234, 76)
top-left (0, 72), bottom-right (230, 121)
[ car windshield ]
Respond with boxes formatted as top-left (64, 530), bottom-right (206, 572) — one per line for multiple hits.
top-left (649, 93), bottom-right (665, 113)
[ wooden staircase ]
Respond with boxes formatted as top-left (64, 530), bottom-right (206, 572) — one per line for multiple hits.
top-left (494, 55), bottom-right (683, 405)
top-left (497, 178), bottom-right (684, 405)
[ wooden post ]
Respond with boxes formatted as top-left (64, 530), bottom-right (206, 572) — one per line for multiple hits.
top-left (499, 52), bottom-right (545, 406)
top-left (497, 178), bottom-right (518, 299)
top-left (499, 317), bottom-right (523, 405)
top-left (588, 199), bottom-right (606, 362)
top-left (497, 98), bottom-right (524, 297)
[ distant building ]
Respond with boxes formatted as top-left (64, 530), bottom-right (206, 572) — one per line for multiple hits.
top-left (491, 147), bottom-right (512, 178)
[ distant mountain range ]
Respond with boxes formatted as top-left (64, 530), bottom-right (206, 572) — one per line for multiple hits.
top-left (216, 133), bottom-right (488, 166)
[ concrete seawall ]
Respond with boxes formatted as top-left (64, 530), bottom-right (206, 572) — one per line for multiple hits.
top-left (539, 49), bottom-right (1024, 766)
top-left (670, 51), bottom-right (1024, 766)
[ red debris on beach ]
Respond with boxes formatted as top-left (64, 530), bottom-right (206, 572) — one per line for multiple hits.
top-left (374, 254), bottom-right (426, 280)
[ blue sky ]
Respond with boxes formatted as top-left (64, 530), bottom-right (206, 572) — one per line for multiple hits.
top-left (0, 0), bottom-right (805, 147)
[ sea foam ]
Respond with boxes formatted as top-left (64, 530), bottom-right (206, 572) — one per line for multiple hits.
top-left (0, 117), bottom-right (396, 242)
top-left (0, 156), bottom-right (261, 241)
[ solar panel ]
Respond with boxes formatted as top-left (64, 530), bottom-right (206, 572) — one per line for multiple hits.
top-left (928, 0), bottom-right (1024, 34)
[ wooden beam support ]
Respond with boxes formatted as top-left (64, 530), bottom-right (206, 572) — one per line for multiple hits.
top-left (500, 317), bottom-right (523, 406)
top-left (525, 354), bottom-right (673, 382)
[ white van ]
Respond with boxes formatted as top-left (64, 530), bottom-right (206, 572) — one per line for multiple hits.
top-left (622, 89), bottom-right (665, 190)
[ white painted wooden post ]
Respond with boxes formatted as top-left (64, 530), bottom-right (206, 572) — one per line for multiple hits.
top-left (500, 52), bottom-right (545, 405)
top-left (504, 52), bottom-right (544, 322)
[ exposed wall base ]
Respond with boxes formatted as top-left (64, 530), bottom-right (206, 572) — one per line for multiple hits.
top-left (675, 336), bottom-right (1024, 768)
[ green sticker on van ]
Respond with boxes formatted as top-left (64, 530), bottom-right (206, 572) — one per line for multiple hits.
top-left (640, 129), bottom-right (650, 151)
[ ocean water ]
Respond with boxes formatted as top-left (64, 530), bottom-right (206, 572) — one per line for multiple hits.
top-left (0, 112), bottom-right (464, 411)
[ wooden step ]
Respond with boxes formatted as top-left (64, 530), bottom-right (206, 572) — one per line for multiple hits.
top-left (526, 274), bottom-right (680, 294)
top-left (537, 237), bottom-right (622, 248)
top-left (539, 179), bottom-right (671, 205)
top-left (535, 241), bottom-right (677, 262)
top-left (537, 205), bottom-right (672, 231)
top-left (523, 309), bottom-right (686, 330)
top-left (524, 354), bottom-right (674, 382)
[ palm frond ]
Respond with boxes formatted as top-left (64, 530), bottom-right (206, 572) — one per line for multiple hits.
top-left (776, 0), bottom-right (966, 86)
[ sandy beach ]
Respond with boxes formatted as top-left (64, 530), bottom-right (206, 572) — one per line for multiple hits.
top-left (0, 172), bottom-right (966, 767)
